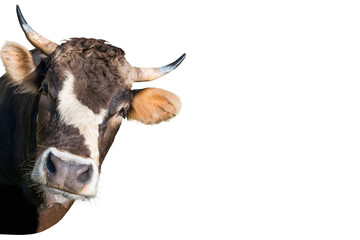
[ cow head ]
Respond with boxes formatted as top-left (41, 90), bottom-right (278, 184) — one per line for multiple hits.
top-left (0, 6), bottom-right (185, 200)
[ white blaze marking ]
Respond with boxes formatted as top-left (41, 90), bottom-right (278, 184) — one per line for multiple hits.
top-left (58, 71), bottom-right (107, 164)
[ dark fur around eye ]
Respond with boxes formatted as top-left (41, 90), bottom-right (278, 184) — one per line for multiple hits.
top-left (38, 81), bottom-right (48, 95)
top-left (118, 108), bottom-right (127, 119)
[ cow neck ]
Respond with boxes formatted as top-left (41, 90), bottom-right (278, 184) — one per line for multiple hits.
top-left (0, 76), bottom-right (41, 203)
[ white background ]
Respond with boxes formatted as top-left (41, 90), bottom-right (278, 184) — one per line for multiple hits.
top-left (1, 0), bottom-right (360, 239)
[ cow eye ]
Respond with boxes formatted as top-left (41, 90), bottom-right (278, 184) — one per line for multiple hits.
top-left (39, 81), bottom-right (49, 95)
top-left (118, 108), bottom-right (127, 119)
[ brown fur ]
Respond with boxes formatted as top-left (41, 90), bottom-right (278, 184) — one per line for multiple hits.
top-left (128, 88), bottom-right (181, 124)
top-left (36, 201), bottom-right (73, 232)
top-left (51, 38), bottom-right (131, 114)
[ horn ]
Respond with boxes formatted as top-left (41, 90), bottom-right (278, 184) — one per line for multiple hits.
top-left (131, 53), bottom-right (186, 82)
top-left (16, 5), bottom-right (58, 56)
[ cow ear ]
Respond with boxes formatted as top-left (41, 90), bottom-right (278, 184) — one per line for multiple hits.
top-left (128, 88), bottom-right (181, 124)
top-left (0, 41), bottom-right (37, 93)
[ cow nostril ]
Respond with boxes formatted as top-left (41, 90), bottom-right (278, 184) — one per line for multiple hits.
top-left (46, 154), bottom-right (56, 174)
top-left (77, 166), bottom-right (92, 184)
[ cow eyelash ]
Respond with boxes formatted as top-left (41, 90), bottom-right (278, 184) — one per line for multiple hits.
top-left (118, 108), bottom-right (127, 119)
top-left (38, 81), bottom-right (49, 95)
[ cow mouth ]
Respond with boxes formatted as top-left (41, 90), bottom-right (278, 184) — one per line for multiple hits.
top-left (43, 184), bottom-right (94, 201)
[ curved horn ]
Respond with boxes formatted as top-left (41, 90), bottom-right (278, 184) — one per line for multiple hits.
top-left (131, 53), bottom-right (186, 82)
top-left (16, 5), bottom-right (58, 56)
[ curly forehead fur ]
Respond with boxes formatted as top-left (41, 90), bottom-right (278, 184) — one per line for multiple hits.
top-left (50, 38), bottom-right (132, 113)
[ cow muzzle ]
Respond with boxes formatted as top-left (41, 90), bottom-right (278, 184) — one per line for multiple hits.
top-left (31, 147), bottom-right (99, 199)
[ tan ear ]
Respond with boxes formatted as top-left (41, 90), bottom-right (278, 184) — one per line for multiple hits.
top-left (0, 41), bottom-right (37, 93)
top-left (128, 88), bottom-right (181, 124)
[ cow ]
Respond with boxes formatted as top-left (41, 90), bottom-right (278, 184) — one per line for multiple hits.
top-left (0, 5), bottom-right (185, 234)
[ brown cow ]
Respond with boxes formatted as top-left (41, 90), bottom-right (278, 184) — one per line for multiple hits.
top-left (0, 5), bottom-right (185, 234)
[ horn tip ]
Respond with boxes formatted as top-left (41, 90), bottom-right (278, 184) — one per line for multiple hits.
top-left (159, 53), bottom-right (187, 74)
top-left (16, 5), bottom-right (34, 33)
top-left (180, 53), bottom-right (186, 63)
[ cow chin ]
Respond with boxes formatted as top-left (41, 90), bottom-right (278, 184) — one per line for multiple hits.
top-left (31, 147), bottom-right (100, 200)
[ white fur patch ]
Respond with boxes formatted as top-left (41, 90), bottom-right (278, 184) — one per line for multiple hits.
top-left (57, 71), bottom-right (107, 164)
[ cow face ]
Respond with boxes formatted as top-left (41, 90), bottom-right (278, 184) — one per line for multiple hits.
top-left (33, 39), bottom-right (133, 199)
top-left (0, 7), bottom-right (185, 200)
